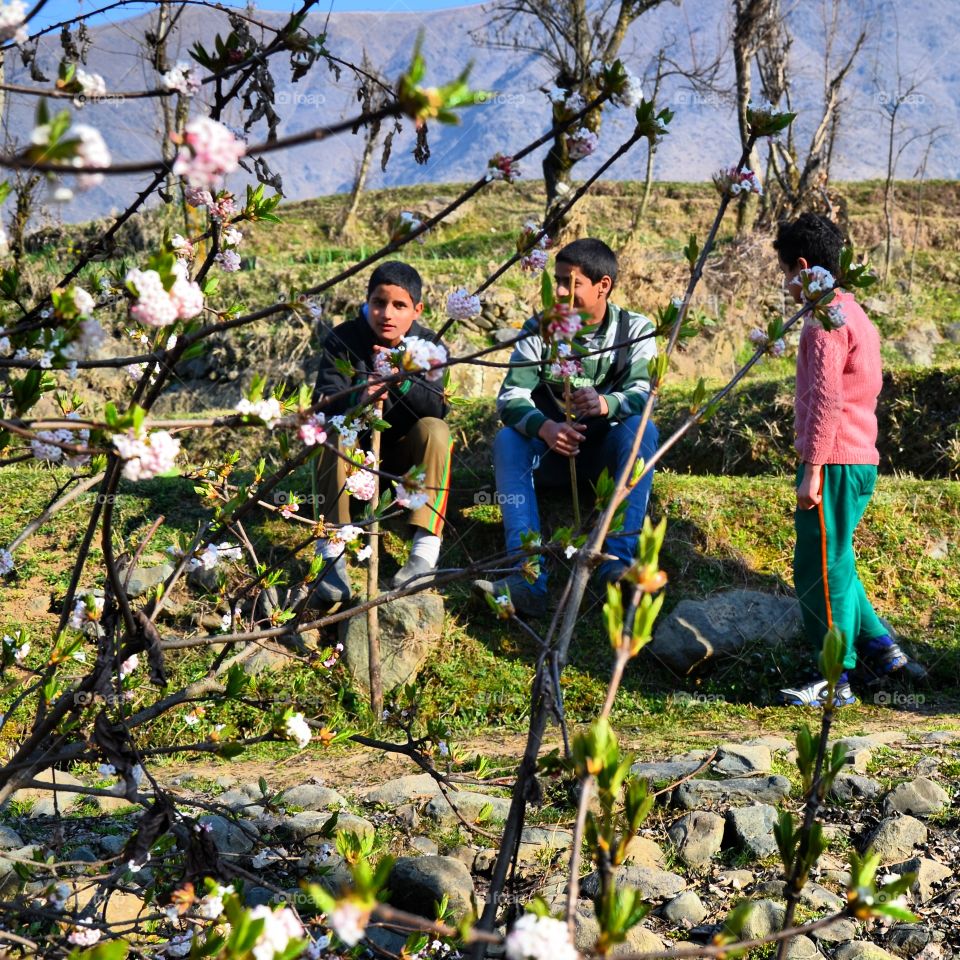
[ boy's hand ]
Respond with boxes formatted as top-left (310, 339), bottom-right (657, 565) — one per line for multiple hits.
top-left (797, 462), bottom-right (823, 510)
top-left (539, 420), bottom-right (587, 456)
top-left (571, 386), bottom-right (608, 418)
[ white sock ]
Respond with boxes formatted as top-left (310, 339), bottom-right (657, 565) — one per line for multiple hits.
top-left (409, 530), bottom-right (441, 567)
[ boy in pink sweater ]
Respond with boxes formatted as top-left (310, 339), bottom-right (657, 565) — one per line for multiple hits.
top-left (774, 214), bottom-right (907, 707)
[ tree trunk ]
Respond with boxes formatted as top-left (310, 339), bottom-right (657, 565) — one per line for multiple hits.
top-left (340, 127), bottom-right (377, 240)
top-left (543, 135), bottom-right (572, 215)
top-left (882, 107), bottom-right (898, 283)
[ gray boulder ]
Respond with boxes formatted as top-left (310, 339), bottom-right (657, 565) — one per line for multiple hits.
top-left (835, 943), bottom-right (898, 960)
top-left (882, 778), bottom-right (950, 818)
top-left (726, 804), bottom-right (780, 859)
top-left (630, 759), bottom-right (703, 786)
top-left (280, 784), bottom-right (347, 811)
top-left (889, 857), bottom-right (953, 903)
top-left (740, 899), bottom-right (786, 940)
top-left (661, 891), bottom-right (707, 925)
top-left (424, 790), bottom-right (511, 827)
top-left (340, 592), bottom-right (445, 694)
top-left (866, 816), bottom-right (928, 864)
top-left (811, 918), bottom-right (858, 944)
top-left (581, 866), bottom-right (685, 902)
top-left (363, 773), bottom-right (440, 808)
top-left (830, 774), bottom-right (883, 804)
top-left (675, 776), bottom-right (791, 809)
top-left (387, 855), bottom-right (475, 919)
top-left (199, 815), bottom-right (257, 854)
top-left (715, 744), bottom-right (772, 776)
top-left (647, 590), bottom-right (802, 674)
top-left (668, 811), bottom-right (725, 868)
top-left (784, 935), bottom-right (820, 960)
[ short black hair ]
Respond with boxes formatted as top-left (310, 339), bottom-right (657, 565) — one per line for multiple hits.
top-left (773, 213), bottom-right (846, 278)
top-left (555, 237), bottom-right (618, 289)
top-left (367, 261), bottom-right (423, 304)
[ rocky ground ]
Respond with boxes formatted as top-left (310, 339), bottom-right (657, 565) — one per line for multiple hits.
top-left (1, 726), bottom-right (957, 957)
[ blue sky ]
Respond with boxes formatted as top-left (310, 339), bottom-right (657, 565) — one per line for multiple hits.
top-left (31, 0), bottom-right (480, 32)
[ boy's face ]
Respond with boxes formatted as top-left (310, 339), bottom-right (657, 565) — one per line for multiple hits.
top-left (778, 254), bottom-right (808, 305)
top-left (366, 283), bottom-right (423, 346)
top-left (554, 263), bottom-right (612, 320)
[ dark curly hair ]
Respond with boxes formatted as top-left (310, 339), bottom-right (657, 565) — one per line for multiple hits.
top-left (773, 213), bottom-right (846, 278)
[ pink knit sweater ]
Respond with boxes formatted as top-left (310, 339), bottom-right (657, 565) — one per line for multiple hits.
top-left (794, 289), bottom-right (882, 465)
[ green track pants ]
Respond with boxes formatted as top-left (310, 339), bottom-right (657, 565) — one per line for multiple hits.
top-left (793, 463), bottom-right (888, 669)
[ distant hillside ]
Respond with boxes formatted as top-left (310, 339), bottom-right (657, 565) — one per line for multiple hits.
top-left (4, 0), bottom-right (957, 223)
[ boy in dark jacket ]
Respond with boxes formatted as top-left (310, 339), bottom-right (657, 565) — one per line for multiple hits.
top-left (311, 261), bottom-right (451, 602)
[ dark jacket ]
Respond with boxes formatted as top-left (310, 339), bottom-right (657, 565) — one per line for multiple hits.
top-left (313, 314), bottom-right (449, 438)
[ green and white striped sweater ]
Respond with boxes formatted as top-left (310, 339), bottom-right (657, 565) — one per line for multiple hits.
top-left (496, 303), bottom-right (657, 438)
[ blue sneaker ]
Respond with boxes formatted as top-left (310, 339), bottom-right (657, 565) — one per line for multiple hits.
top-left (860, 634), bottom-right (909, 674)
top-left (778, 673), bottom-right (857, 708)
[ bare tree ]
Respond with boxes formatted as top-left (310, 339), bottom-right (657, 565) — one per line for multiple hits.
top-left (477, 0), bottom-right (679, 210)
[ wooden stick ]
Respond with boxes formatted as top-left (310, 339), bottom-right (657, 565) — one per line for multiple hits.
top-left (564, 377), bottom-right (581, 529)
top-left (367, 397), bottom-right (385, 717)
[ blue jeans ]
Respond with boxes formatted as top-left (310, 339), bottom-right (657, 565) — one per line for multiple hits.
top-left (492, 416), bottom-right (659, 592)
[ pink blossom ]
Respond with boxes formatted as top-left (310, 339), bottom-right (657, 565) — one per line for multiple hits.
top-left (171, 234), bottom-right (194, 258)
top-left (172, 117), bottom-right (246, 189)
top-left (169, 261), bottom-right (204, 319)
top-left (126, 269), bottom-right (178, 327)
top-left (112, 429), bottom-right (181, 481)
top-left (207, 193), bottom-right (237, 220)
top-left (549, 358), bottom-right (582, 379)
top-left (184, 186), bottom-right (213, 208)
top-left (544, 303), bottom-right (582, 341)
top-left (216, 249), bottom-right (241, 272)
top-left (713, 166), bottom-right (763, 197)
top-left (279, 501), bottom-right (300, 519)
top-left (521, 247), bottom-right (549, 273)
top-left (345, 469), bottom-right (377, 501)
top-left (161, 62), bottom-right (201, 97)
top-left (298, 413), bottom-right (327, 446)
top-left (446, 287), bottom-right (481, 321)
top-left (566, 127), bottom-right (599, 161)
top-left (70, 124), bottom-right (111, 190)
top-left (487, 153), bottom-right (521, 182)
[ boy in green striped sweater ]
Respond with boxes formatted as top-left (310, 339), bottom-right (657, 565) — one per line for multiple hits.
top-left (474, 238), bottom-right (659, 616)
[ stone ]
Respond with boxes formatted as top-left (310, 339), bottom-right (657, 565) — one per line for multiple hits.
top-left (516, 825), bottom-right (573, 864)
top-left (363, 774), bottom-right (439, 808)
top-left (622, 836), bottom-right (666, 868)
top-left (244, 886), bottom-right (275, 907)
top-left (647, 590), bottom-right (802, 674)
top-left (424, 790), bottom-right (511, 827)
top-left (410, 837), bottom-right (439, 856)
top-left (71, 845), bottom-right (99, 862)
top-left (740, 899), bottom-right (786, 940)
top-left (675, 775), bottom-right (791, 809)
top-left (882, 778), bottom-right (950, 818)
top-left (866, 816), bottom-right (928, 864)
top-left (280, 811), bottom-right (374, 847)
top-left (581, 866), bottom-right (685, 902)
top-left (199, 815), bottom-right (257, 854)
top-left (446, 846), bottom-right (477, 871)
top-left (279, 784), bottom-right (347, 811)
top-left (746, 735), bottom-right (794, 754)
top-left (668, 811), bottom-right (725, 868)
top-left (863, 297), bottom-right (892, 316)
top-left (340, 592), bottom-right (445, 694)
top-left (890, 857), bottom-right (953, 903)
top-left (629, 760), bottom-right (702, 786)
top-left (811, 919), bottom-right (858, 944)
top-left (785, 935), bottom-right (820, 960)
top-left (835, 943), bottom-right (897, 960)
top-left (215, 775), bottom-right (238, 789)
top-left (119, 559), bottom-right (175, 599)
top-left (726, 804), bottom-right (779, 859)
top-left (830, 774), bottom-right (883, 803)
top-left (801, 883), bottom-right (845, 911)
top-left (387, 856), bottom-right (475, 919)
top-left (395, 804), bottom-right (420, 830)
top-left (575, 911), bottom-right (665, 955)
top-left (219, 789), bottom-right (260, 812)
top-left (99, 835), bottom-right (127, 857)
top-left (885, 925), bottom-right (939, 958)
top-left (0, 826), bottom-right (24, 850)
top-left (11, 767), bottom-right (84, 816)
top-left (717, 869), bottom-right (755, 890)
top-left (661, 891), bottom-right (707, 925)
top-left (715, 744), bottom-right (772, 776)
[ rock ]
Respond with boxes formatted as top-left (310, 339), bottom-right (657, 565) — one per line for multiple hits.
top-left (622, 836), bottom-right (666, 868)
top-left (717, 869), bottom-right (754, 890)
top-left (830, 774), bottom-right (883, 803)
top-left (740, 899), bottom-right (786, 940)
top-left (280, 811), bottom-right (374, 847)
top-left (71, 845), bottom-right (99, 862)
top-left (395, 804), bottom-right (420, 830)
top-left (675, 775), bottom-right (791, 809)
top-left (629, 760), bottom-right (702, 786)
top-left (581, 866), bottom-right (685, 902)
top-left (885, 925), bottom-right (936, 957)
top-left (0, 826), bottom-right (24, 850)
top-left (892, 321), bottom-right (942, 367)
top-left (280, 784), bottom-right (347, 812)
top-left (811, 919), bottom-right (858, 944)
top-left (944, 323), bottom-right (960, 345)
top-left (785, 935), bottom-right (820, 960)
top-left (882, 778), bottom-right (950, 818)
top-left (801, 883), bottom-right (846, 911)
top-left (11, 767), bottom-right (84, 816)
top-left (340, 592), bottom-right (445, 694)
top-left (387, 856), bottom-right (475, 919)
top-left (516, 826), bottom-right (573, 864)
top-left (575, 911), bottom-right (665, 955)
top-left (363, 774), bottom-right (439, 808)
top-left (890, 857), bottom-right (953, 903)
top-left (715, 744), bottom-right (772, 776)
top-left (118, 559), bottom-right (174, 599)
top-left (424, 790), bottom-right (511, 827)
top-left (866, 816), bottom-right (928, 864)
top-left (99, 835), bottom-right (127, 857)
top-left (199, 815), bottom-right (257, 854)
top-left (244, 886), bottom-right (275, 907)
top-left (410, 837), bottom-right (439, 856)
top-left (216, 775), bottom-right (238, 789)
top-left (726, 804), bottom-right (779, 859)
top-left (668, 811), bottom-right (725, 868)
top-left (219, 789), bottom-right (260, 812)
top-left (863, 297), bottom-right (892, 317)
top-left (746, 736), bottom-right (794, 754)
top-left (662, 891), bottom-right (707, 925)
top-left (647, 590), bottom-right (802, 674)
top-left (835, 943), bottom-right (898, 960)
top-left (446, 846), bottom-right (477, 871)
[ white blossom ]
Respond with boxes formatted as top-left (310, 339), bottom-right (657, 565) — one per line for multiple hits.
top-left (237, 396), bottom-right (283, 429)
top-left (161, 62), bottom-right (201, 97)
top-left (284, 712), bottom-right (312, 749)
top-left (446, 287), bottom-right (482, 321)
top-left (67, 920), bottom-right (101, 946)
top-left (164, 930), bottom-right (195, 957)
top-left (247, 905), bottom-right (304, 960)
top-left (0, 0), bottom-right (28, 44)
top-left (505, 914), bottom-right (578, 960)
top-left (329, 900), bottom-right (369, 947)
